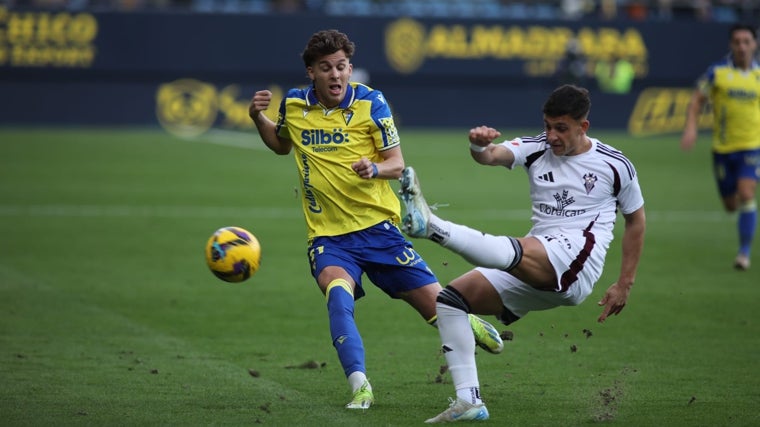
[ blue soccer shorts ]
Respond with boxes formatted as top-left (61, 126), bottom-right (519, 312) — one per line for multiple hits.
top-left (307, 220), bottom-right (438, 299)
top-left (712, 148), bottom-right (760, 197)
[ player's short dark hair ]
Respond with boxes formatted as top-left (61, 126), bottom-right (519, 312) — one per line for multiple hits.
top-left (729, 23), bottom-right (757, 40)
top-left (301, 29), bottom-right (355, 67)
top-left (543, 84), bottom-right (591, 121)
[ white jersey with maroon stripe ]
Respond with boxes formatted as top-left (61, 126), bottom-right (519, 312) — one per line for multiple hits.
top-left (488, 133), bottom-right (645, 298)
top-left (502, 133), bottom-right (644, 247)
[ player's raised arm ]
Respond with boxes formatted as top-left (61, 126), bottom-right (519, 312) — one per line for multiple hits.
top-left (468, 125), bottom-right (515, 167)
top-left (248, 90), bottom-right (293, 155)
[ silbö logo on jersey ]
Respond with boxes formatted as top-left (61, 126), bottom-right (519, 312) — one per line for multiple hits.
top-left (300, 153), bottom-right (322, 213)
top-left (538, 190), bottom-right (586, 217)
top-left (727, 88), bottom-right (757, 100)
top-left (301, 128), bottom-right (349, 152)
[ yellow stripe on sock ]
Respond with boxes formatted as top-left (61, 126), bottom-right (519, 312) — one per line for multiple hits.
top-left (325, 278), bottom-right (353, 302)
top-left (426, 314), bottom-right (438, 326)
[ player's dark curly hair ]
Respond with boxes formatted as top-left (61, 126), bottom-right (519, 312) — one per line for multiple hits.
top-left (301, 29), bottom-right (355, 67)
top-left (729, 23), bottom-right (757, 40)
top-left (543, 84), bottom-right (591, 121)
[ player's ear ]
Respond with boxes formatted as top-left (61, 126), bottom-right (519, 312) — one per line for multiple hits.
top-left (306, 66), bottom-right (315, 81)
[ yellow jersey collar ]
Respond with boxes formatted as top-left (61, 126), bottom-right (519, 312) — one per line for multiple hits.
top-left (306, 84), bottom-right (356, 110)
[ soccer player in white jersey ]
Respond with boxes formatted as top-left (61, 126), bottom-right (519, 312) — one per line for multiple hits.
top-left (399, 85), bottom-right (646, 423)
top-left (247, 29), bottom-right (503, 410)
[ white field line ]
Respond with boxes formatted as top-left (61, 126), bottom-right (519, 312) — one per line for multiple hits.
top-left (0, 204), bottom-right (732, 222)
top-left (183, 128), bottom-right (271, 150)
top-left (0, 205), bottom-right (303, 219)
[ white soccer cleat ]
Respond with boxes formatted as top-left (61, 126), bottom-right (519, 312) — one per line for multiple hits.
top-left (734, 254), bottom-right (751, 271)
top-left (425, 397), bottom-right (490, 423)
top-left (399, 166), bottom-right (432, 238)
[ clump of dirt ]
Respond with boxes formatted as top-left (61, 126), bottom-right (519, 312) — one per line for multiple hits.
top-left (593, 384), bottom-right (623, 422)
top-left (434, 364), bottom-right (449, 383)
top-left (591, 369), bottom-right (632, 422)
top-left (285, 360), bottom-right (325, 369)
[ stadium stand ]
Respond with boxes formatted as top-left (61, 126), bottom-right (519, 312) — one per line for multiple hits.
top-left (3, 0), bottom-right (759, 22)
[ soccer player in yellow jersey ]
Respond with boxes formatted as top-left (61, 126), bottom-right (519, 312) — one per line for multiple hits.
top-left (247, 29), bottom-right (503, 410)
top-left (681, 23), bottom-right (760, 271)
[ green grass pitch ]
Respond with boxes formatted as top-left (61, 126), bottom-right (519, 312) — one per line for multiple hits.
top-left (0, 126), bottom-right (758, 426)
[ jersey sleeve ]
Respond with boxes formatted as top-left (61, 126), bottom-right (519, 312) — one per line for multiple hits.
top-left (597, 141), bottom-right (645, 214)
top-left (369, 90), bottom-right (400, 151)
top-left (275, 90), bottom-right (294, 139)
top-left (614, 161), bottom-right (645, 214)
top-left (499, 133), bottom-right (547, 170)
top-left (618, 177), bottom-right (644, 214)
top-left (696, 63), bottom-right (718, 96)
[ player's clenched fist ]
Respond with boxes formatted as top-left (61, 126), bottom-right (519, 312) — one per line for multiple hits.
top-left (249, 90), bottom-right (273, 120)
top-left (469, 126), bottom-right (501, 146)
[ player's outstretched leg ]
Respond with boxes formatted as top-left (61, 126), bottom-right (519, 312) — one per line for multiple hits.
top-left (399, 166), bottom-right (432, 238)
top-left (400, 166), bottom-right (523, 271)
top-left (425, 397), bottom-right (490, 423)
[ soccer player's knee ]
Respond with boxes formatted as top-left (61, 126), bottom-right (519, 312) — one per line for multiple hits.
top-left (505, 236), bottom-right (524, 271)
top-left (436, 286), bottom-right (471, 313)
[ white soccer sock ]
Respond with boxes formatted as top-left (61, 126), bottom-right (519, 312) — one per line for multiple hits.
top-left (456, 387), bottom-right (484, 406)
top-left (431, 215), bottom-right (521, 270)
top-left (436, 302), bottom-right (483, 405)
top-left (347, 371), bottom-right (370, 393)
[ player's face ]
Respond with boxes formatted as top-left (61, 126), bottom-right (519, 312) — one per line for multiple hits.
top-left (543, 114), bottom-right (590, 156)
top-left (306, 51), bottom-right (353, 109)
top-left (729, 29), bottom-right (757, 69)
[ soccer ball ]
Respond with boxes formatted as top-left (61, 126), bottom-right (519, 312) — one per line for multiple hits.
top-left (205, 226), bottom-right (261, 283)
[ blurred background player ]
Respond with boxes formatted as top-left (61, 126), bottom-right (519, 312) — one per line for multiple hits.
top-left (595, 54), bottom-right (635, 94)
top-left (554, 38), bottom-right (588, 87)
top-left (247, 29), bottom-right (503, 410)
top-left (400, 85), bottom-right (646, 423)
top-left (681, 23), bottom-right (760, 271)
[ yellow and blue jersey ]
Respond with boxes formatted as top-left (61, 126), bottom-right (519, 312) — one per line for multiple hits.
top-left (275, 82), bottom-right (401, 238)
top-left (697, 57), bottom-right (760, 153)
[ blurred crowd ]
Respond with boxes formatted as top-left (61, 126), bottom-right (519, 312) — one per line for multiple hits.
top-left (3, 0), bottom-right (759, 22)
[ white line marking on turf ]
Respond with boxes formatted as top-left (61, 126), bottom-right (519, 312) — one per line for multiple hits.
top-left (0, 205), bottom-right (732, 222)
top-left (182, 128), bottom-right (271, 150)
top-left (0, 205), bottom-right (303, 219)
